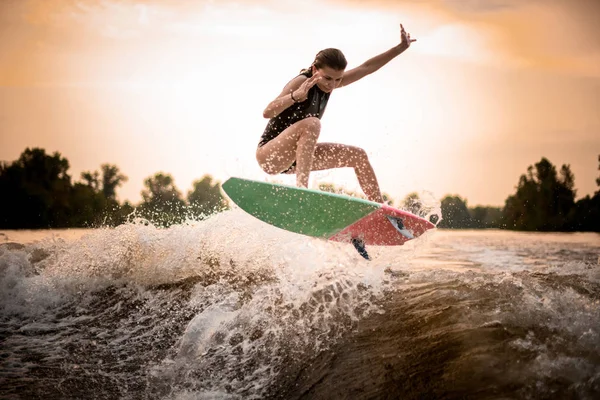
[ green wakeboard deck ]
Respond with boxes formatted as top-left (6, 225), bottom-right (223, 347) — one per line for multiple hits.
top-left (221, 177), bottom-right (380, 239)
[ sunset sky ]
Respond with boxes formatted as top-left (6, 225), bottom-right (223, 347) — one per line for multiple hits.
top-left (1, 0), bottom-right (599, 207)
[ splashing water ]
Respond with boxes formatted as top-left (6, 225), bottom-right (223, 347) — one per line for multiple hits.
top-left (1, 211), bottom-right (599, 399)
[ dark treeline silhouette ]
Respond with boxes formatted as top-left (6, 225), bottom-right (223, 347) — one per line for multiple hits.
top-left (437, 157), bottom-right (599, 231)
top-left (0, 148), bottom-right (598, 232)
top-left (0, 148), bottom-right (228, 229)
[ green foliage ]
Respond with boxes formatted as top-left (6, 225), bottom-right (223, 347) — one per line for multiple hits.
top-left (135, 173), bottom-right (230, 227)
top-left (0, 148), bottom-right (72, 228)
top-left (502, 158), bottom-right (577, 231)
top-left (400, 192), bottom-right (422, 215)
top-left (0, 148), bottom-right (228, 229)
top-left (569, 195), bottom-right (600, 231)
top-left (597, 155), bottom-right (600, 190)
top-left (69, 182), bottom-right (107, 226)
top-left (569, 155), bottom-right (600, 231)
top-left (187, 175), bottom-right (229, 219)
top-left (470, 206), bottom-right (503, 229)
top-left (1, 148), bottom-right (598, 232)
top-left (398, 192), bottom-right (443, 224)
top-left (440, 156), bottom-right (596, 231)
top-left (424, 194), bottom-right (503, 229)
top-left (0, 148), bottom-right (135, 228)
top-left (138, 173), bottom-right (186, 227)
top-left (437, 195), bottom-right (473, 229)
top-left (100, 164), bottom-right (128, 200)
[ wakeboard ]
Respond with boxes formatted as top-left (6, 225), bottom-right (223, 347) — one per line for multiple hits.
top-left (221, 177), bottom-right (435, 259)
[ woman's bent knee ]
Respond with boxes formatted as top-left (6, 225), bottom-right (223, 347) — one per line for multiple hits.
top-left (297, 117), bottom-right (321, 143)
top-left (345, 145), bottom-right (366, 158)
top-left (356, 147), bottom-right (369, 160)
top-left (350, 147), bottom-right (371, 167)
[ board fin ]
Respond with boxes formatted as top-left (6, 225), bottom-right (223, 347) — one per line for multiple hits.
top-left (351, 237), bottom-right (371, 260)
top-left (386, 216), bottom-right (415, 240)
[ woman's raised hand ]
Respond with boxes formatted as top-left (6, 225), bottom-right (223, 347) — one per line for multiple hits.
top-left (292, 72), bottom-right (322, 102)
top-left (400, 24), bottom-right (416, 50)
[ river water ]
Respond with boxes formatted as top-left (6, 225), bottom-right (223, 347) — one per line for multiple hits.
top-left (1, 210), bottom-right (599, 399)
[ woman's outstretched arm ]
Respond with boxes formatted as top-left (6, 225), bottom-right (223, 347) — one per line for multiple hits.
top-left (340, 24), bottom-right (416, 88)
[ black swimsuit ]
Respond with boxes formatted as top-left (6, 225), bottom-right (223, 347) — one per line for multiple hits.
top-left (258, 71), bottom-right (331, 173)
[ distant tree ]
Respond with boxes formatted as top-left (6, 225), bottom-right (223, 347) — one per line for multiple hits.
top-left (381, 193), bottom-right (393, 206)
top-left (81, 171), bottom-right (100, 191)
top-left (503, 169), bottom-right (538, 230)
top-left (438, 195), bottom-right (472, 229)
top-left (139, 172), bottom-right (185, 226)
top-left (78, 165), bottom-right (128, 226)
top-left (597, 154), bottom-right (600, 192)
top-left (503, 158), bottom-right (576, 231)
top-left (0, 148), bottom-right (72, 228)
top-left (400, 192), bottom-right (422, 215)
top-left (69, 181), bottom-right (106, 226)
top-left (100, 164), bottom-right (128, 201)
top-left (569, 155), bottom-right (600, 231)
top-left (112, 201), bottom-right (136, 226)
top-left (470, 206), bottom-right (503, 229)
top-left (570, 196), bottom-right (599, 231)
top-left (3, 146), bottom-right (596, 232)
top-left (399, 191), bottom-right (444, 223)
top-left (187, 175), bottom-right (229, 219)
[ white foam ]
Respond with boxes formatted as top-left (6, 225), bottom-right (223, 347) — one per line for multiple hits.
top-left (3, 215), bottom-right (598, 398)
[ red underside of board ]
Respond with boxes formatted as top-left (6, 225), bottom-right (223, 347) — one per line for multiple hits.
top-left (328, 204), bottom-right (435, 246)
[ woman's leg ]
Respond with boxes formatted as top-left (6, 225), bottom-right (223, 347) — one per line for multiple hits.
top-left (310, 143), bottom-right (383, 203)
top-left (256, 117), bottom-right (321, 187)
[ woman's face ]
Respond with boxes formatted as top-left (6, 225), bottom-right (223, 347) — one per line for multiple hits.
top-left (313, 65), bottom-right (344, 93)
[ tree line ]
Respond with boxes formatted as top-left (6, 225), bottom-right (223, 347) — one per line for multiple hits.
top-left (435, 157), bottom-right (599, 231)
top-left (0, 148), bottom-right (598, 231)
top-left (0, 148), bottom-right (227, 229)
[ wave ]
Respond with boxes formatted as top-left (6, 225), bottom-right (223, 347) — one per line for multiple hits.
top-left (1, 212), bottom-right (599, 399)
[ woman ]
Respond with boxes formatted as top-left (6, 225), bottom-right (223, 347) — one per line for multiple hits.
top-left (256, 24), bottom-right (415, 203)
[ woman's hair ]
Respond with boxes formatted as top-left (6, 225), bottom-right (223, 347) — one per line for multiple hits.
top-left (301, 48), bottom-right (347, 74)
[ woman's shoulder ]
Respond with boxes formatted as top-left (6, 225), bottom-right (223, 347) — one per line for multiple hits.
top-left (285, 73), bottom-right (309, 88)
top-left (299, 69), bottom-right (312, 78)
